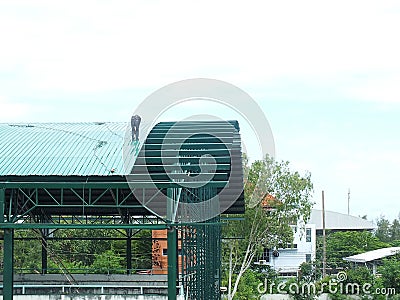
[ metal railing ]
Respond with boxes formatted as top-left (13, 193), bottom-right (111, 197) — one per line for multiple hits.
top-left (0, 284), bottom-right (172, 295)
top-left (9, 268), bottom-right (155, 275)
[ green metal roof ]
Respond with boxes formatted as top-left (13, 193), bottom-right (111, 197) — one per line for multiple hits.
top-left (0, 122), bottom-right (144, 176)
top-left (0, 120), bottom-right (245, 216)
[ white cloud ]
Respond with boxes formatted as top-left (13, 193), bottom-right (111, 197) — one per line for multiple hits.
top-left (1, 1), bottom-right (400, 92)
top-left (0, 96), bottom-right (31, 121)
top-left (347, 76), bottom-right (400, 103)
top-left (1, 0), bottom-right (400, 219)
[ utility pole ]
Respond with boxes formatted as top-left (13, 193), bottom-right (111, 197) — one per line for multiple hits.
top-left (347, 188), bottom-right (350, 215)
top-left (322, 190), bottom-right (327, 278)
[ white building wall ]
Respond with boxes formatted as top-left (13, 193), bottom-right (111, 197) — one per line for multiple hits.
top-left (257, 209), bottom-right (374, 276)
top-left (262, 224), bottom-right (316, 275)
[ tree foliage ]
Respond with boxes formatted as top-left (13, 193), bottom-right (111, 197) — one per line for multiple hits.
top-left (7, 228), bottom-right (152, 274)
top-left (376, 216), bottom-right (392, 243)
top-left (222, 155), bottom-right (314, 299)
top-left (317, 231), bottom-right (389, 269)
top-left (13, 229), bottom-right (42, 273)
top-left (379, 256), bottom-right (400, 293)
top-left (91, 249), bottom-right (124, 274)
top-left (375, 214), bottom-right (400, 244)
top-left (390, 219), bottom-right (400, 242)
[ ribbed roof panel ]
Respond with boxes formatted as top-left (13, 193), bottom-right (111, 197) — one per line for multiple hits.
top-left (0, 122), bottom-right (136, 176)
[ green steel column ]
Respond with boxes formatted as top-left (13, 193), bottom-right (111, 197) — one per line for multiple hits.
top-left (41, 229), bottom-right (48, 274)
top-left (0, 187), bottom-right (4, 222)
top-left (1, 188), bottom-right (14, 299)
top-left (167, 226), bottom-right (178, 300)
top-left (41, 240), bottom-right (48, 274)
top-left (167, 188), bottom-right (177, 300)
top-left (126, 229), bottom-right (132, 274)
top-left (3, 228), bottom-right (14, 300)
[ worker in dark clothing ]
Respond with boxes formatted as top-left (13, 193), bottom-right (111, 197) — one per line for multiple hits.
top-left (131, 115), bottom-right (141, 141)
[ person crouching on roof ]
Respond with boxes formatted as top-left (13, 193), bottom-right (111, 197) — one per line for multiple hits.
top-left (131, 115), bottom-right (141, 141)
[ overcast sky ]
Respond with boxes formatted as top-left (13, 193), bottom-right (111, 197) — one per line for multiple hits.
top-left (1, 1), bottom-right (399, 221)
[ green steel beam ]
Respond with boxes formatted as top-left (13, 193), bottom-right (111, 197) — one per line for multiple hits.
top-left (19, 205), bottom-right (146, 208)
top-left (0, 223), bottom-right (169, 230)
top-left (220, 216), bottom-right (245, 221)
top-left (3, 222), bottom-right (220, 230)
top-left (1, 182), bottom-right (132, 189)
top-left (14, 236), bottom-right (152, 241)
top-left (1, 181), bottom-right (228, 189)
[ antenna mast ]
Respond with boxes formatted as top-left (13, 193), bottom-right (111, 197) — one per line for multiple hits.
top-left (347, 188), bottom-right (350, 215)
top-left (322, 191), bottom-right (326, 278)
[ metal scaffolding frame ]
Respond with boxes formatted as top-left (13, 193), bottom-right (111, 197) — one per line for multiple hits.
top-left (0, 120), bottom-right (244, 300)
top-left (0, 182), bottom-right (225, 300)
top-left (180, 218), bottom-right (222, 300)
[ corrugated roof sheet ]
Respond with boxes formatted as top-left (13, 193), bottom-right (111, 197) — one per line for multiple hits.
top-left (343, 247), bottom-right (400, 263)
top-left (310, 209), bottom-right (376, 231)
top-left (0, 122), bottom-right (148, 176)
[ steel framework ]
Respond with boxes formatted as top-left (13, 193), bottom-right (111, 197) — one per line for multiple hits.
top-left (0, 121), bottom-right (244, 300)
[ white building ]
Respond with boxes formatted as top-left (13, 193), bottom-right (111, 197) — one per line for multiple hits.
top-left (257, 209), bottom-right (376, 276)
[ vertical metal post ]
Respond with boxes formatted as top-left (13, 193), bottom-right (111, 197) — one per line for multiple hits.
top-left (0, 187), bottom-right (4, 222)
top-left (167, 188), bottom-right (177, 300)
top-left (126, 229), bottom-right (132, 274)
top-left (1, 188), bottom-right (14, 299)
top-left (41, 230), bottom-right (48, 274)
top-left (40, 217), bottom-right (49, 275)
top-left (167, 226), bottom-right (178, 300)
top-left (4, 228), bottom-right (14, 300)
top-left (322, 190), bottom-right (327, 278)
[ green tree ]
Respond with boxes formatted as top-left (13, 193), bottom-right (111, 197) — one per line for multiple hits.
top-left (379, 257), bottom-right (400, 294)
top-left (223, 155), bottom-right (314, 299)
top-left (47, 228), bottom-right (116, 272)
top-left (13, 229), bottom-right (42, 273)
top-left (390, 219), bottom-right (400, 242)
top-left (228, 269), bottom-right (264, 299)
top-left (320, 231), bottom-right (389, 269)
top-left (114, 229), bottom-right (152, 271)
top-left (344, 267), bottom-right (374, 292)
top-left (299, 261), bottom-right (320, 283)
top-left (390, 240), bottom-right (400, 247)
top-left (131, 229), bottom-right (152, 270)
top-left (11, 227), bottom-right (152, 275)
top-left (91, 249), bottom-right (124, 274)
top-left (376, 216), bottom-right (392, 243)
